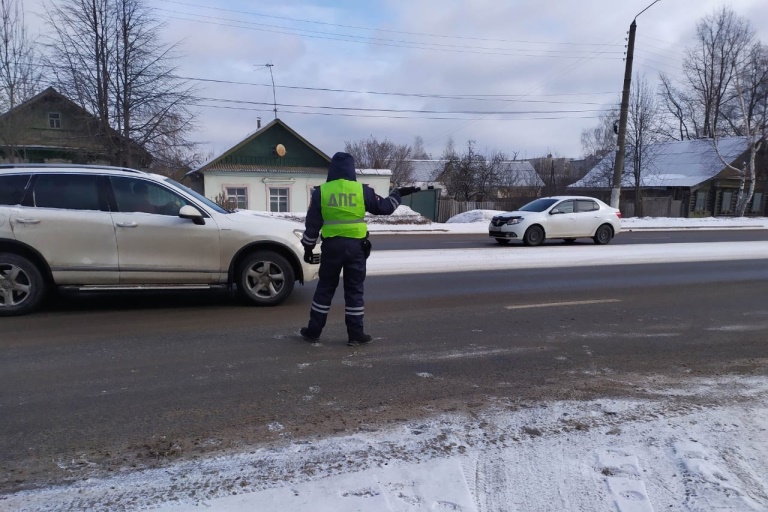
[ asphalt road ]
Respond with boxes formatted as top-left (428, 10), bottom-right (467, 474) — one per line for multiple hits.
top-left (2, 241), bottom-right (768, 494)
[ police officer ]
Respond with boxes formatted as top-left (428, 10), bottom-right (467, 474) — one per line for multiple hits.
top-left (299, 152), bottom-right (419, 346)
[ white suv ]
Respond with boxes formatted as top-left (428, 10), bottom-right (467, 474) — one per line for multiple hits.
top-left (0, 164), bottom-right (319, 316)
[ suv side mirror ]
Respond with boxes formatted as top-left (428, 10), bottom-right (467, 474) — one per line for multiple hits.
top-left (179, 205), bottom-right (205, 225)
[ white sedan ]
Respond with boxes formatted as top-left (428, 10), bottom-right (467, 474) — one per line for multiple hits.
top-left (488, 196), bottom-right (622, 246)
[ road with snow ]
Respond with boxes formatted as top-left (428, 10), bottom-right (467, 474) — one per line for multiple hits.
top-left (3, 234), bottom-right (768, 511)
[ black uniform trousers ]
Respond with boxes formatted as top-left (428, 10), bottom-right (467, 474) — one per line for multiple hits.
top-left (307, 236), bottom-right (367, 337)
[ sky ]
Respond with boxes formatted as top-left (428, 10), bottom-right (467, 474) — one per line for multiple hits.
top-left (5, 213), bottom-right (768, 511)
top-left (20, 0), bottom-right (768, 163)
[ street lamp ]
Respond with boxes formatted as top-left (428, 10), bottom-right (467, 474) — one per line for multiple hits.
top-left (610, 0), bottom-right (663, 210)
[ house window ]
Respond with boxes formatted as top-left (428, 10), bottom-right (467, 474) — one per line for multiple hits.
top-left (48, 112), bottom-right (61, 129)
top-left (269, 187), bottom-right (289, 212)
top-left (225, 187), bottom-right (247, 209)
top-left (721, 190), bottom-right (733, 213)
top-left (752, 192), bottom-right (763, 213)
top-left (694, 190), bottom-right (706, 212)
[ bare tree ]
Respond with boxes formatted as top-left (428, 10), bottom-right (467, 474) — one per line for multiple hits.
top-left (712, 41), bottom-right (767, 216)
top-left (0, 0), bottom-right (42, 161)
top-left (344, 135), bottom-right (413, 186)
top-left (580, 109), bottom-right (618, 187)
top-left (42, 0), bottom-right (197, 168)
top-left (0, 0), bottom-right (40, 110)
top-left (438, 140), bottom-right (501, 201)
top-left (411, 135), bottom-right (430, 159)
top-left (627, 73), bottom-right (662, 216)
top-left (660, 6), bottom-right (754, 139)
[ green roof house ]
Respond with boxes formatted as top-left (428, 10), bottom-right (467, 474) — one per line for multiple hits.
top-left (187, 118), bottom-right (393, 213)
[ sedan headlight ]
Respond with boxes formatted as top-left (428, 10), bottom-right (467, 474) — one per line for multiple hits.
top-left (505, 217), bottom-right (523, 225)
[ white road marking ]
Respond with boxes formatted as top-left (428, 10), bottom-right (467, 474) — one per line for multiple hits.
top-left (505, 299), bottom-right (621, 310)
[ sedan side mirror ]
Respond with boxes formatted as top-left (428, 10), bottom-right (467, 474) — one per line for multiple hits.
top-left (550, 208), bottom-right (562, 215)
top-left (179, 205), bottom-right (205, 225)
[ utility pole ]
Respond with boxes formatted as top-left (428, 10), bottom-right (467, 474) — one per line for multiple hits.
top-left (266, 63), bottom-right (277, 119)
top-left (610, 0), bottom-right (662, 209)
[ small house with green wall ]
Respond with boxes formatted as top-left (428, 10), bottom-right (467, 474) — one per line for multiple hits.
top-left (186, 118), bottom-right (393, 213)
top-left (0, 87), bottom-right (151, 167)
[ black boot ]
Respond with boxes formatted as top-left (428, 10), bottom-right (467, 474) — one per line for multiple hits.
top-left (347, 333), bottom-right (373, 346)
top-left (300, 327), bottom-right (320, 343)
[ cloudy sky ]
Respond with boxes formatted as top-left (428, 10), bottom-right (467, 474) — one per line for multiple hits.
top-left (22, 0), bottom-right (768, 162)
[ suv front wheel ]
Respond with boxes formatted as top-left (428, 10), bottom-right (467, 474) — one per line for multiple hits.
top-left (0, 253), bottom-right (47, 317)
top-left (236, 251), bottom-right (295, 306)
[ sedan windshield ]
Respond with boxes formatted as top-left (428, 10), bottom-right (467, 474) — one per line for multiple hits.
top-left (519, 198), bottom-right (559, 212)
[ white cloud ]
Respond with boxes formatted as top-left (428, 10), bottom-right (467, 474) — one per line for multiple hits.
top-left (18, 0), bottom-right (768, 160)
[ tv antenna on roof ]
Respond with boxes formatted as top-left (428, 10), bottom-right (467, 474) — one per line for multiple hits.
top-left (265, 63), bottom-right (277, 119)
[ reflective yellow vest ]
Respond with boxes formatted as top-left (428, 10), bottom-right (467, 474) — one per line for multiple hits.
top-left (320, 180), bottom-right (367, 239)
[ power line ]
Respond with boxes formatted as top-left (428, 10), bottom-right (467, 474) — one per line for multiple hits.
top-left (158, 0), bottom-right (627, 48)
top-left (194, 96), bottom-right (608, 115)
top-left (177, 75), bottom-right (620, 101)
top-left (154, 9), bottom-right (624, 59)
top-left (196, 103), bottom-right (608, 121)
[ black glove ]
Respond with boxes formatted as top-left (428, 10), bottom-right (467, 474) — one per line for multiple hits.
top-left (302, 244), bottom-right (315, 264)
top-left (362, 239), bottom-right (372, 259)
top-left (397, 186), bottom-right (421, 197)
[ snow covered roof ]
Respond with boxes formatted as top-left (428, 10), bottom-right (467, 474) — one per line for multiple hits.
top-left (569, 137), bottom-right (749, 189)
top-left (409, 160), bottom-right (446, 183)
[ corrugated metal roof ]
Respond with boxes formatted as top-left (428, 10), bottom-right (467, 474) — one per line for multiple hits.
top-left (570, 137), bottom-right (749, 188)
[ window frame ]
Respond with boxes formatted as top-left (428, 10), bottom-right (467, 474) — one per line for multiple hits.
top-left (48, 112), bottom-right (61, 129)
top-left (720, 190), bottom-right (733, 213)
top-left (694, 190), bottom-right (707, 212)
top-left (224, 186), bottom-right (248, 210)
top-left (268, 187), bottom-right (290, 213)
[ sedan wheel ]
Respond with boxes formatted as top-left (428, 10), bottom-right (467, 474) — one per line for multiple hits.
top-left (593, 224), bottom-right (614, 245)
top-left (523, 226), bottom-right (545, 246)
top-left (237, 251), bottom-right (295, 306)
top-left (0, 253), bottom-right (46, 316)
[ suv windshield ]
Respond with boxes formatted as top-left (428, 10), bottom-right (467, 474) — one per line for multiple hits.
top-left (163, 177), bottom-right (231, 214)
top-left (519, 198), bottom-right (559, 212)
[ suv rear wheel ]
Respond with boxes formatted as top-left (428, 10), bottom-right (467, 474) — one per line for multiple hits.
top-left (0, 253), bottom-right (47, 316)
top-left (236, 251), bottom-right (295, 306)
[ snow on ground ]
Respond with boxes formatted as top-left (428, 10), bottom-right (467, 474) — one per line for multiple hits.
top-left (4, 212), bottom-right (768, 512)
top-left (8, 378), bottom-right (768, 512)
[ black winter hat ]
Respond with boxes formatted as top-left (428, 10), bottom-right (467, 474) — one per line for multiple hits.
top-left (326, 152), bottom-right (357, 182)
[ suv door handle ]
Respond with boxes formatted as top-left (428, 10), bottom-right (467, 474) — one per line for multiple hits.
top-left (116, 221), bottom-right (138, 228)
top-left (15, 218), bottom-right (41, 224)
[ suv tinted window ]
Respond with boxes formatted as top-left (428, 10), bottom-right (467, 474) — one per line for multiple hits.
top-left (111, 176), bottom-right (190, 215)
top-left (0, 174), bottom-right (31, 205)
top-left (32, 174), bottom-right (103, 211)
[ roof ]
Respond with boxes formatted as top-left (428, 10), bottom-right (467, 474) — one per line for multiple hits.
top-left (410, 160), bottom-right (446, 182)
top-left (570, 137), bottom-right (749, 189)
top-left (192, 118), bottom-right (330, 175)
top-left (500, 160), bottom-right (544, 187)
